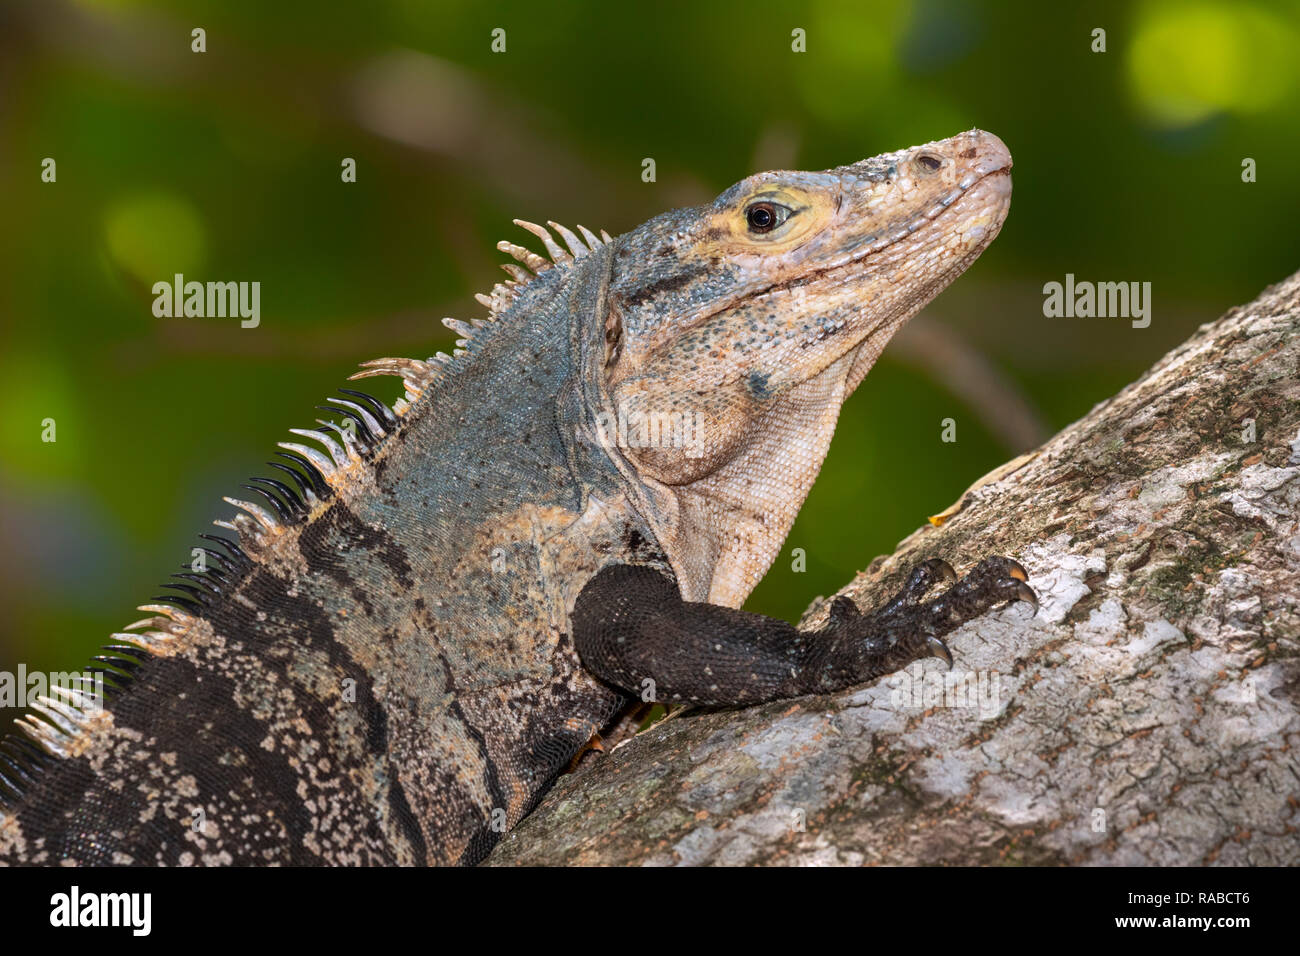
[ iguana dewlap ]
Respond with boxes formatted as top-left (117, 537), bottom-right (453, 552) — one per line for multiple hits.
top-left (0, 129), bottom-right (1030, 866)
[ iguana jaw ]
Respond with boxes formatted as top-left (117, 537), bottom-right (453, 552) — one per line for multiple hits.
top-left (596, 129), bottom-right (1013, 604)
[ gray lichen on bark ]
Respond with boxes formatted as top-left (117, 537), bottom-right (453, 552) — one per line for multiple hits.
top-left (490, 272), bottom-right (1300, 866)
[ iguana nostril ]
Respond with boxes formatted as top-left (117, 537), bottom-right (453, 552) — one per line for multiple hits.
top-left (917, 153), bottom-right (943, 172)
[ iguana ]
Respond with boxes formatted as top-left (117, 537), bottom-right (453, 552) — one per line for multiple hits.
top-left (0, 128), bottom-right (1031, 866)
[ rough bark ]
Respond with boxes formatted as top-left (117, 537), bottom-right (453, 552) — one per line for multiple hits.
top-left (490, 272), bottom-right (1300, 866)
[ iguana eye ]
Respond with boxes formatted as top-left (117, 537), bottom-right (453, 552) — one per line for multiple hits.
top-left (745, 201), bottom-right (791, 234)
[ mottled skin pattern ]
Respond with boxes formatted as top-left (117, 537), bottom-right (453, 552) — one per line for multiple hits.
top-left (0, 130), bottom-right (1026, 866)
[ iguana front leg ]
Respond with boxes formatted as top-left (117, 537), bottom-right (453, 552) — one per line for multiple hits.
top-left (572, 558), bottom-right (1036, 707)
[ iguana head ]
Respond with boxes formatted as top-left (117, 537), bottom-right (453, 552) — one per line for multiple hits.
top-left (596, 129), bottom-right (1013, 604)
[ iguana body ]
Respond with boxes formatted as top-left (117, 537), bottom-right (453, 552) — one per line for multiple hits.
top-left (0, 129), bottom-right (1027, 866)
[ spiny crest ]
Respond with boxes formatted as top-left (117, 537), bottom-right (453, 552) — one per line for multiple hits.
top-left (350, 219), bottom-right (612, 410)
top-left (476, 219), bottom-right (612, 321)
top-left (215, 387), bottom-right (400, 553)
top-left (0, 591), bottom-right (198, 793)
top-left (0, 383), bottom-right (403, 795)
top-left (350, 222), bottom-right (611, 406)
top-left (0, 220), bottom-right (610, 798)
top-left (0, 626), bottom-right (164, 796)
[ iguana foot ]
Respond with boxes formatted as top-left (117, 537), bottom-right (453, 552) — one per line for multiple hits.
top-left (830, 556), bottom-right (1036, 679)
top-left (874, 556), bottom-right (959, 617)
top-left (572, 557), bottom-right (1035, 708)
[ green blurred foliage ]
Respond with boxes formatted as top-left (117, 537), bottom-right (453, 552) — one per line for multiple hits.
top-left (1, 0), bottom-right (1298, 704)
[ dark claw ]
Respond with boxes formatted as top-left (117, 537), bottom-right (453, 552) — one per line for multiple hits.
top-left (926, 635), bottom-right (954, 669)
top-left (880, 558), bottom-right (960, 617)
top-left (851, 555), bottom-right (1035, 683)
top-left (1014, 582), bottom-right (1038, 611)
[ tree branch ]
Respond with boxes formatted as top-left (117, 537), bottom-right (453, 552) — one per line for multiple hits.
top-left (490, 271), bottom-right (1300, 866)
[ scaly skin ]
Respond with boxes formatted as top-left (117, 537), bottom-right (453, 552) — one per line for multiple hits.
top-left (0, 129), bottom-right (1024, 866)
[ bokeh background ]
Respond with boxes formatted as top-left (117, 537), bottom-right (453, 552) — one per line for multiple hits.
top-left (1, 0), bottom-right (1298, 726)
